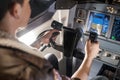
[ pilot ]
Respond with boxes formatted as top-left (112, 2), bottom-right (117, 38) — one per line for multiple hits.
top-left (0, 0), bottom-right (99, 80)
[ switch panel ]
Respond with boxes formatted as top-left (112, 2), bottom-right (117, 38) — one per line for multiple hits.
top-left (96, 50), bottom-right (120, 66)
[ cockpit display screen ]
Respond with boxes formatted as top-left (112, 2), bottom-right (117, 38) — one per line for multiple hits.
top-left (110, 16), bottom-right (120, 41)
top-left (87, 12), bottom-right (110, 36)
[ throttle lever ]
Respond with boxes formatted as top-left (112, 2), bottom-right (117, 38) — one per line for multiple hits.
top-left (89, 32), bottom-right (98, 43)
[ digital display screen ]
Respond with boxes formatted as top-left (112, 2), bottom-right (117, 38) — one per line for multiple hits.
top-left (87, 12), bottom-right (110, 36)
top-left (110, 16), bottom-right (120, 41)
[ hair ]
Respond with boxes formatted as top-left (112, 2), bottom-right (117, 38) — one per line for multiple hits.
top-left (0, 0), bottom-right (24, 21)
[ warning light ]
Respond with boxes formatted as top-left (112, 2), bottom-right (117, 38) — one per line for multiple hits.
top-left (112, 36), bottom-right (116, 40)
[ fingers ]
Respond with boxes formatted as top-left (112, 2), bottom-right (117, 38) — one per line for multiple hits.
top-left (87, 39), bottom-right (91, 45)
top-left (85, 39), bottom-right (100, 59)
top-left (50, 30), bottom-right (60, 41)
top-left (41, 29), bottom-right (60, 44)
top-left (50, 29), bottom-right (60, 33)
top-left (87, 39), bottom-right (99, 45)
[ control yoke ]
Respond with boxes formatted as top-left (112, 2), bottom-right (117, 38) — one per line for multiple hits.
top-left (39, 20), bottom-right (83, 58)
top-left (51, 20), bottom-right (82, 57)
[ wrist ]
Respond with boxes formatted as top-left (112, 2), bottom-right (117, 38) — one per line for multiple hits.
top-left (85, 54), bottom-right (94, 61)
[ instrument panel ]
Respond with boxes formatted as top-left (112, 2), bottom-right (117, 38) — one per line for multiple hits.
top-left (85, 11), bottom-right (120, 44)
top-left (86, 11), bottom-right (110, 37)
top-left (74, 3), bottom-right (120, 44)
top-left (76, 8), bottom-right (120, 65)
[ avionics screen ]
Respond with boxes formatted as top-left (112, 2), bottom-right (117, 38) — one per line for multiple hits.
top-left (110, 16), bottom-right (120, 41)
top-left (87, 12), bottom-right (110, 36)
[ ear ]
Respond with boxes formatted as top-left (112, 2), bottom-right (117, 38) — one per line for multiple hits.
top-left (9, 3), bottom-right (22, 19)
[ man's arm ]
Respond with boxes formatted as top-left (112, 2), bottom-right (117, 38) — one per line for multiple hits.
top-left (71, 40), bottom-right (99, 80)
